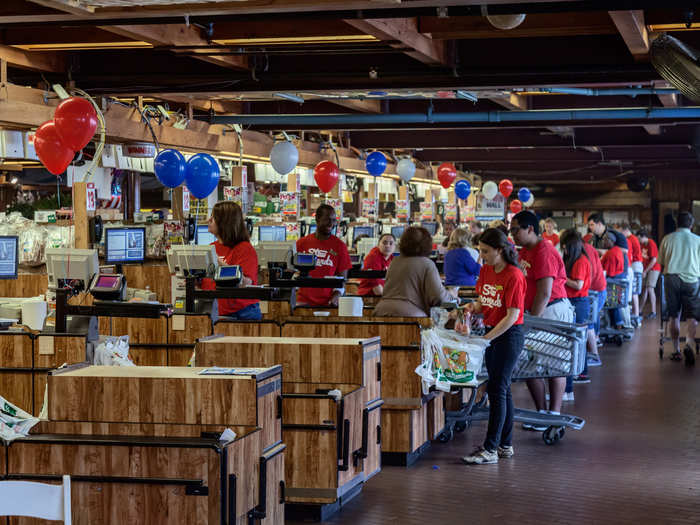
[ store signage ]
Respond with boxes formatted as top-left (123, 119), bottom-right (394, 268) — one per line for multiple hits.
top-left (182, 188), bottom-right (190, 213)
top-left (475, 193), bottom-right (505, 218)
top-left (396, 199), bottom-right (409, 221)
top-left (121, 142), bottom-right (156, 158)
top-left (286, 222), bottom-right (300, 241)
top-left (86, 182), bottom-right (97, 211)
top-left (280, 191), bottom-right (298, 217)
top-left (362, 198), bottom-right (377, 219)
top-left (420, 201), bottom-right (433, 221)
top-left (224, 186), bottom-right (248, 213)
top-left (444, 203), bottom-right (457, 222)
top-left (325, 198), bottom-right (343, 220)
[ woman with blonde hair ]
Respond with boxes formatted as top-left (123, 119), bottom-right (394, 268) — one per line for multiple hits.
top-left (444, 228), bottom-right (481, 287)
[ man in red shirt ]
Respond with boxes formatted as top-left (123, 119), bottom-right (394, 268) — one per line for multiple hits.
top-left (296, 204), bottom-right (352, 307)
top-left (511, 211), bottom-right (573, 425)
top-left (638, 229), bottom-right (661, 319)
top-left (583, 242), bottom-right (606, 366)
top-left (600, 234), bottom-right (625, 330)
top-left (620, 223), bottom-right (643, 324)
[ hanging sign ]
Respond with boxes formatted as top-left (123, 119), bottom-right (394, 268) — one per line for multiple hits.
top-left (182, 187), bottom-right (190, 213)
top-left (396, 199), bottom-right (409, 221)
top-left (279, 191), bottom-right (298, 217)
top-left (420, 201), bottom-right (433, 221)
top-left (362, 198), bottom-right (377, 219)
top-left (475, 193), bottom-right (505, 219)
top-left (86, 182), bottom-right (97, 212)
top-left (444, 203), bottom-right (457, 222)
top-left (121, 142), bottom-right (157, 158)
top-left (224, 186), bottom-right (247, 212)
top-left (325, 198), bottom-right (343, 221)
top-left (285, 222), bottom-right (300, 241)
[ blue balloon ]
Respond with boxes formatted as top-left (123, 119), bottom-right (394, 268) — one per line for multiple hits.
top-left (365, 151), bottom-right (387, 176)
top-left (455, 179), bottom-right (471, 200)
top-left (185, 153), bottom-right (220, 199)
top-left (518, 187), bottom-right (532, 203)
top-left (154, 149), bottom-right (186, 189)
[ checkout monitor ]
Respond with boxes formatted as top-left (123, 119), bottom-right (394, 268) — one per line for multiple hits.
top-left (353, 225), bottom-right (375, 242)
top-left (259, 225), bottom-right (287, 242)
top-left (105, 227), bottom-right (146, 264)
top-left (422, 222), bottom-right (438, 236)
top-left (391, 225), bottom-right (406, 239)
top-left (196, 225), bottom-right (217, 246)
top-left (46, 248), bottom-right (99, 290)
top-left (0, 236), bottom-right (18, 279)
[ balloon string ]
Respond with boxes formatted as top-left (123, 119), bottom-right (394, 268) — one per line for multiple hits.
top-left (70, 87), bottom-right (105, 184)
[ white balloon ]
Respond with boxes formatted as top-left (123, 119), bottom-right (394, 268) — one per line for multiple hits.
top-left (269, 141), bottom-right (299, 175)
top-left (397, 158), bottom-right (415, 182)
top-left (524, 194), bottom-right (534, 207)
top-left (482, 181), bottom-right (498, 200)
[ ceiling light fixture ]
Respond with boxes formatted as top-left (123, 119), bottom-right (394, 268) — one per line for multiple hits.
top-left (213, 35), bottom-right (378, 46)
top-left (14, 41), bottom-right (153, 51)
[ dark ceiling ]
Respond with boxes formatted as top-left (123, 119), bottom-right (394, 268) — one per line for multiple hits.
top-left (1, 0), bottom-right (699, 188)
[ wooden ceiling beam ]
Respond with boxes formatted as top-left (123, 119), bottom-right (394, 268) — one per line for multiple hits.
top-left (419, 12), bottom-right (618, 39)
top-left (344, 18), bottom-right (448, 66)
top-left (608, 10), bottom-right (649, 59)
top-left (25, 0), bottom-right (94, 15)
top-left (326, 99), bottom-right (381, 113)
top-left (153, 94), bottom-right (243, 114)
top-left (488, 94), bottom-right (530, 111)
top-left (0, 44), bottom-right (65, 72)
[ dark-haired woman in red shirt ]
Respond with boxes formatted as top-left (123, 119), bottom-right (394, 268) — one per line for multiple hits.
top-left (462, 228), bottom-right (526, 465)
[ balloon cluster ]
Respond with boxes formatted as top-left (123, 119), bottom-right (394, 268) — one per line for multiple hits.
top-left (155, 149), bottom-right (220, 199)
top-left (479, 179), bottom-right (535, 212)
top-left (35, 97), bottom-right (98, 175)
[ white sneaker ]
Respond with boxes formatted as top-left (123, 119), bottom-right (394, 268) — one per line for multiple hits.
top-left (497, 445), bottom-right (514, 458)
top-left (562, 392), bottom-right (575, 402)
top-left (461, 447), bottom-right (498, 465)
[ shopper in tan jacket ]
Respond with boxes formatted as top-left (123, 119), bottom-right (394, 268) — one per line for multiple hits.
top-left (374, 226), bottom-right (456, 317)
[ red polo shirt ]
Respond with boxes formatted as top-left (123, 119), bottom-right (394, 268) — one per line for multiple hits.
top-left (518, 239), bottom-right (567, 312)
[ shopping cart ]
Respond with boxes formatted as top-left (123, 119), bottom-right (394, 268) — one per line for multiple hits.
top-left (657, 274), bottom-right (700, 363)
top-left (439, 314), bottom-right (586, 446)
top-left (599, 277), bottom-right (634, 346)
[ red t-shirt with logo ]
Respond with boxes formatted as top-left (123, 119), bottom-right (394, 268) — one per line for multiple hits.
top-left (641, 239), bottom-right (661, 271)
top-left (201, 241), bottom-right (258, 315)
top-left (583, 243), bottom-right (606, 292)
top-left (476, 264), bottom-right (526, 327)
top-left (566, 255), bottom-right (591, 298)
top-left (357, 247), bottom-right (393, 296)
top-left (296, 234), bottom-right (353, 306)
top-left (518, 239), bottom-right (567, 311)
top-left (601, 245), bottom-right (624, 278)
top-left (543, 232), bottom-right (559, 246)
top-left (583, 233), bottom-right (593, 244)
top-left (627, 234), bottom-right (643, 264)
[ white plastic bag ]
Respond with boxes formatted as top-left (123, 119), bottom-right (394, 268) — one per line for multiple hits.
top-left (0, 395), bottom-right (39, 441)
top-left (417, 328), bottom-right (490, 393)
top-left (93, 335), bottom-right (135, 366)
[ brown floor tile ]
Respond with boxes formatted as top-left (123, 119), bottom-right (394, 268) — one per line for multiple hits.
top-left (288, 320), bottom-right (700, 524)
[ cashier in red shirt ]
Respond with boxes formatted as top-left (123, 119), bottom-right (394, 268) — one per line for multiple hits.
top-left (202, 201), bottom-right (261, 320)
top-left (599, 233), bottom-right (625, 330)
top-left (357, 234), bottom-right (395, 296)
top-left (296, 204), bottom-right (352, 307)
top-left (510, 211), bottom-right (572, 419)
top-left (462, 228), bottom-right (525, 465)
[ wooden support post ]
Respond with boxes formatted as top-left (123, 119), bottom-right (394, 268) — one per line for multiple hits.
top-left (172, 186), bottom-right (186, 221)
top-left (398, 186), bottom-right (408, 201)
top-left (448, 191), bottom-right (456, 205)
top-left (287, 173), bottom-right (300, 193)
top-left (72, 182), bottom-right (90, 249)
top-left (126, 172), bottom-right (141, 221)
top-left (424, 188), bottom-right (433, 203)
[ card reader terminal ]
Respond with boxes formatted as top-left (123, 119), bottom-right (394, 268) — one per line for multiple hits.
top-left (214, 265), bottom-right (242, 287)
top-left (89, 273), bottom-right (127, 301)
top-left (293, 253), bottom-right (317, 276)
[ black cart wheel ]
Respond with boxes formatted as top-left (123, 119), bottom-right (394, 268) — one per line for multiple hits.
top-left (438, 429), bottom-right (453, 443)
top-left (542, 426), bottom-right (560, 446)
top-left (615, 336), bottom-right (623, 346)
top-left (455, 421), bottom-right (467, 433)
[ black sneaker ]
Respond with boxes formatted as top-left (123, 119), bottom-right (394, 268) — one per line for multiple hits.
top-left (646, 312), bottom-right (657, 320)
top-left (573, 374), bottom-right (591, 384)
top-left (684, 346), bottom-right (696, 366)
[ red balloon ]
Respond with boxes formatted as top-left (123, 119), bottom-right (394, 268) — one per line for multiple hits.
top-left (314, 160), bottom-right (339, 193)
top-left (54, 97), bottom-right (98, 152)
top-left (499, 179), bottom-right (514, 198)
top-left (509, 199), bottom-right (523, 214)
top-left (437, 162), bottom-right (457, 189)
top-left (34, 121), bottom-right (74, 175)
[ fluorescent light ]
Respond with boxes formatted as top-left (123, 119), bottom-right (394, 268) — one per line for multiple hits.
top-left (213, 35), bottom-right (378, 46)
top-left (274, 93), bottom-right (304, 104)
top-left (14, 41), bottom-right (153, 51)
top-left (456, 90), bottom-right (478, 102)
top-left (648, 23), bottom-right (700, 32)
top-left (10, 177), bottom-right (18, 184)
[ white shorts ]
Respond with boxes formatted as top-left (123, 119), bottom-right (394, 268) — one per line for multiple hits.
top-left (631, 261), bottom-right (644, 273)
top-left (541, 298), bottom-right (574, 323)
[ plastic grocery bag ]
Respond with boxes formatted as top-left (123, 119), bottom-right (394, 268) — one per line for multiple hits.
top-left (93, 335), bottom-right (135, 366)
top-left (416, 327), bottom-right (490, 393)
top-left (0, 395), bottom-right (39, 441)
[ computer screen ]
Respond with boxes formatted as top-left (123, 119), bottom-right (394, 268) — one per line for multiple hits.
top-left (296, 253), bottom-right (315, 265)
top-left (259, 225), bottom-right (287, 242)
top-left (422, 222), bottom-right (438, 236)
top-left (196, 225), bottom-right (217, 246)
top-left (309, 223), bottom-right (317, 234)
top-left (105, 227), bottom-right (146, 264)
top-left (46, 248), bottom-right (99, 290)
top-left (0, 236), bottom-right (18, 279)
top-left (95, 275), bottom-right (120, 288)
top-left (391, 225), bottom-right (405, 239)
top-left (353, 225), bottom-right (374, 241)
top-left (349, 254), bottom-right (362, 265)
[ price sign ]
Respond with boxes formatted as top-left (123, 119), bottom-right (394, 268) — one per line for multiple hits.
top-left (325, 198), bottom-right (343, 220)
top-left (396, 199), bottom-right (409, 220)
top-left (286, 222), bottom-right (300, 241)
top-left (362, 198), bottom-right (377, 219)
top-left (86, 182), bottom-right (97, 211)
top-left (183, 188), bottom-right (190, 213)
top-left (419, 201), bottom-right (433, 221)
top-left (444, 203), bottom-right (457, 222)
top-left (279, 192), bottom-right (298, 217)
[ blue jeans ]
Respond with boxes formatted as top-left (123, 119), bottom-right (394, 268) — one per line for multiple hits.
top-left (216, 302), bottom-right (262, 321)
top-left (566, 296), bottom-right (590, 390)
top-left (594, 289), bottom-right (607, 335)
top-left (484, 324), bottom-right (523, 451)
